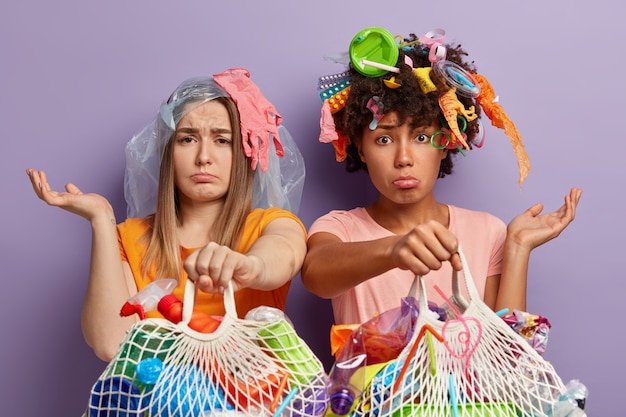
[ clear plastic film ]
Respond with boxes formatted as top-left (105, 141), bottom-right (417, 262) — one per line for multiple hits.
top-left (252, 125), bottom-right (305, 215)
top-left (124, 117), bottom-right (163, 219)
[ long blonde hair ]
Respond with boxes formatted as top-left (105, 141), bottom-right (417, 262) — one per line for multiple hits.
top-left (140, 96), bottom-right (255, 280)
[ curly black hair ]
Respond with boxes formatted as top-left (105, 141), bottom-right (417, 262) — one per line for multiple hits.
top-left (332, 33), bottom-right (481, 178)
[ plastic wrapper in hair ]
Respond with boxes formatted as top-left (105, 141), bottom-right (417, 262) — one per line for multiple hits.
top-left (252, 125), bottom-right (305, 215)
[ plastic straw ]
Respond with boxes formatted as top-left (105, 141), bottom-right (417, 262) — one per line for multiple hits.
top-left (272, 387), bottom-right (299, 417)
top-left (360, 59), bottom-right (400, 73)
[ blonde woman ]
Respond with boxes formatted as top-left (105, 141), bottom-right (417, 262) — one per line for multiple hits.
top-left (27, 68), bottom-right (306, 361)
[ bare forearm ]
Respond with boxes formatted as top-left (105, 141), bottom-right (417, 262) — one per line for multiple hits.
top-left (81, 212), bottom-right (136, 361)
top-left (246, 223), bottom-right (307, 291)
top-left (495, 240), bottom-right (530, 312)
top-left (301, 234), bottom-right (399, 298)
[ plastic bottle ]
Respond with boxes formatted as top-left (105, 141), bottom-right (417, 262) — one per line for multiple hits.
top-left (120, 278), bottom-right (178, 319)
top-left (247, 306), bottom-right (323, 386)
top-left (327, 352), bottom-right (367, 415)
top-left (289, 386), bottom-right (329, 417)
top-left (245, 306), bottom-right (328, 415)
top-left (548, 379), bottom-right (588, 417)
top-left (327, 330), bottom-right (368, 415)
top-left (89, 376), bottom-right (142, 416)
top-left (119, 278), bottom-right (221, 333)
top-left (324, 322), bottom-right (373, 416)
top-left (149, 363), bottom-right (234, 416)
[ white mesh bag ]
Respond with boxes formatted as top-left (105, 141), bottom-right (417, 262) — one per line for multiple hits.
top-left (85, 279), bottom-right (329, 417)
top-left (357, 246), bottom-right (568, 417)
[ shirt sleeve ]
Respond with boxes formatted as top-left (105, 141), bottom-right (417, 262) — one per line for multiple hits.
top-left (487, 214), bottom-right (507, 277)
top-left (238, 207), bottom-right (306, 253)
top-left (307, 210), bottom-right (354, 241)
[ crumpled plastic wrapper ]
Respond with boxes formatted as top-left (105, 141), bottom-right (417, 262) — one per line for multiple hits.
top-left (502, 309), bottom-right (551, 355)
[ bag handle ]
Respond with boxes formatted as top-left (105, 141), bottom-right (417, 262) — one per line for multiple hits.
top-left (181, 278), bottom-right (237, 324)
top-left (418, 245), bottom-right (478, 313)
top-left (450, 265), bottom-right (470, 310)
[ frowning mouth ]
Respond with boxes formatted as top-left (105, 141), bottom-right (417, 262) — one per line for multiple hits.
top-left (191, 173), bottom-right (217, 183)
top-left (393, 176), bottom-right (419, 189)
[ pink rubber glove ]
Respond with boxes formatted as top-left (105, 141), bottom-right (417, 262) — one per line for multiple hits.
top-left (319, 101), bottom-right (338, 144)
top-left (214, 68), bottom-right (284, 172)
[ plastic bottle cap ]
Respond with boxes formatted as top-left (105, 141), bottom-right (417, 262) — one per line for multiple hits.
top-left (158, 294), bottom-right (183, 324)
top-left (349, 27), bottom-right (399, 77)
top-left (330, 388), bottom-right (355, 415)
top-left (157, 294), bottom-right (180, 311)
top-left (135, 358), bottom-right (164, 385)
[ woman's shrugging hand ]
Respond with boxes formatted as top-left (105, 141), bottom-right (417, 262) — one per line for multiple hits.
top-left (507, 187), bottom-right (583, 251)
top-left (26, 168), bottom-right (114, 222)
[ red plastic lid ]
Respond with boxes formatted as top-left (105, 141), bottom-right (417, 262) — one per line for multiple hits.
top-left (157, 294), bottom-right (181, 311)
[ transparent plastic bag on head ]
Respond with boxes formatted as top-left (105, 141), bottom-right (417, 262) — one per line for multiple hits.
top-left (160, 76), bottom-right (230, 131)
top-left (124, 118), bottom-right (162, 219)
top-left (252, 125), bottom-right (305, 215)
top-left (125, 77), bottom-right (229, 219)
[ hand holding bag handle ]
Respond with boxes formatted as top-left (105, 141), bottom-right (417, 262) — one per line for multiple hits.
top-left (357, 245), bottom-right (568, 417)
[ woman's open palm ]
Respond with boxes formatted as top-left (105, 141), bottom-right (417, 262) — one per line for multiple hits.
top-left (26, 168), bottom-right (113, 221)
top-left (507, 187), bottom-right (582, 250)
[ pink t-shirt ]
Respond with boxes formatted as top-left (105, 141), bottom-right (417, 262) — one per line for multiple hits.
top-left (308, 205), bottom-right (506, 324)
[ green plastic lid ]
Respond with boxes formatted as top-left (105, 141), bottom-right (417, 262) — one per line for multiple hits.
top-left (349, 27), bottom-right (399, 77)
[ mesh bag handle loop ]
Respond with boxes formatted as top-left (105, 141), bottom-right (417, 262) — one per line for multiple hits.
top-left (417, 246), bottom-right (474, 315)
top-left (180, 278), bottom-right (237, 325)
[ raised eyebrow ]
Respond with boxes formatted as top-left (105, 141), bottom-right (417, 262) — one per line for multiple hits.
top-left (374, 123), bottom-right (397, 131)
top-left (176, 127), bottom-right (199, 135)
top-left (211, 127), bottom-right (232, 135)
top-left (374, 124), bottom-right (398, 132)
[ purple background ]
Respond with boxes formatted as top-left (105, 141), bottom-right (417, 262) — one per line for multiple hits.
top-left (2, 1), bottom-right (619, 415)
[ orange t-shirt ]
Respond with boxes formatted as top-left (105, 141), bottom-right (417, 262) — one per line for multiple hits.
top-left (117, 207), bottom-right (305, 319)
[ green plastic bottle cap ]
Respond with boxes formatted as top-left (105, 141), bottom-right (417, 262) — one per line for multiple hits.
top-left (349, 27), bottom-right (399, 77)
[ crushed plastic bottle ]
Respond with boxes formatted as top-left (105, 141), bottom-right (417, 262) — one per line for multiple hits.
top-left (548, 379), bottom-right (588, 417)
